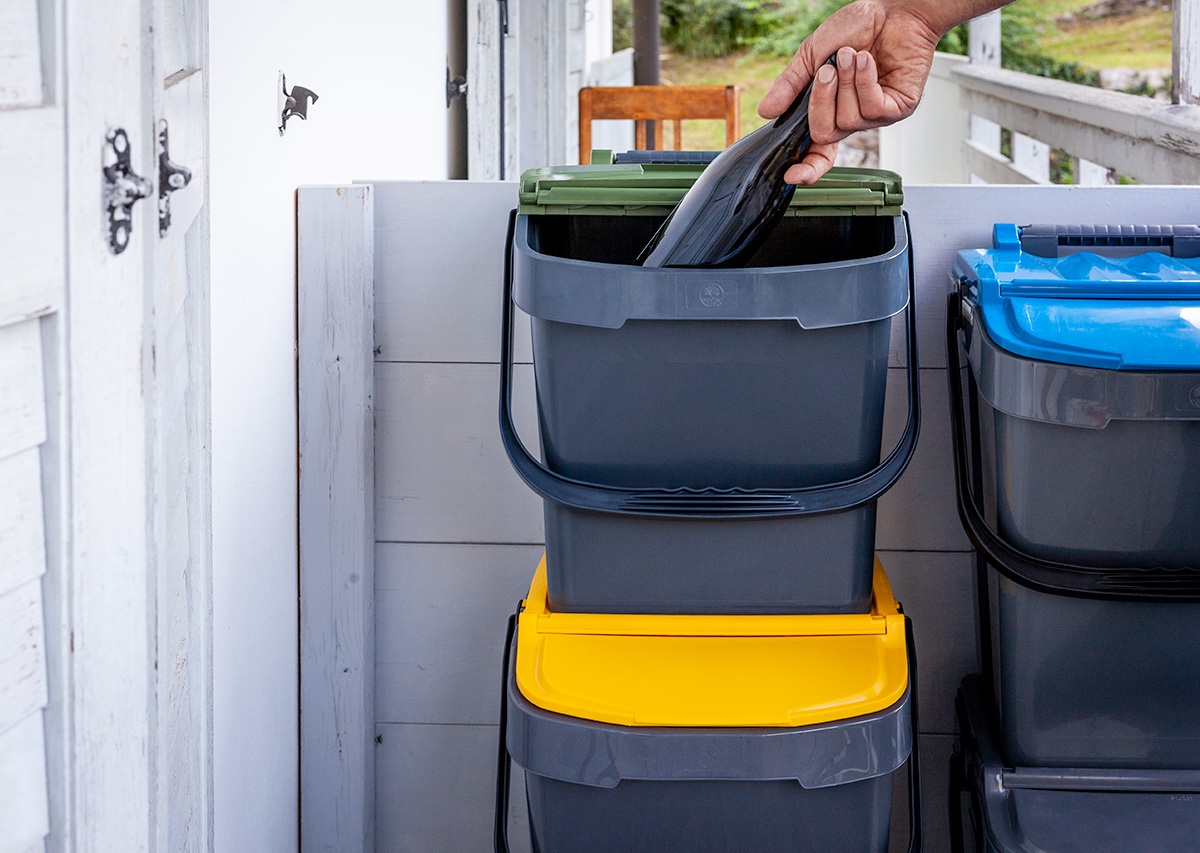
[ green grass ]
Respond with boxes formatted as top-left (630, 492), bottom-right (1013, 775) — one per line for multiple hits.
top-left (1040, 10), bottom-right (1173, 70)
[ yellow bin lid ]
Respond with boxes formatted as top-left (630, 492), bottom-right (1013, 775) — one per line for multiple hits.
top-left (515, 555), bottom-right (909, 728)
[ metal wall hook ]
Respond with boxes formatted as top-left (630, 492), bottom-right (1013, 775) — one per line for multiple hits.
top-left (103, 127), bottom-right (152, 254)
top-left (279, 72), bottom-right (319, 135)
top-left (158, 119), bottom-right (193, 237)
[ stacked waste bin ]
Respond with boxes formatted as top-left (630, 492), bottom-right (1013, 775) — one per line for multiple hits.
top-left (495, 152), bottom-right (922, 853)
top-left (947, 224), bottom-right (1200, 852)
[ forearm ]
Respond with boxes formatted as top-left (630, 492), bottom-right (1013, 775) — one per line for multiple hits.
top-left (882, 0), bottom-right (1015, 39)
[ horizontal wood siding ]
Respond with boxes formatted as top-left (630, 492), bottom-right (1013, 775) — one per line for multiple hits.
top-left (0, 712), bottom-right (50, 853)
top-left (0, 317), bottom-right (51, 853)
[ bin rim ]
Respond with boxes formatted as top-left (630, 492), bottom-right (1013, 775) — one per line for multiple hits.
top-left (506, 628), bottom-right (913, 790)
top-left (964, 304), bottom-right (1200, 428)
top-left (513, 212), bottom-right (909, 330)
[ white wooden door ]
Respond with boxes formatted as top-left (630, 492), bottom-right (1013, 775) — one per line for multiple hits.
top-left (0, 0), bottom-right (218, 849)
top-left (149, 3), bottom-right (213, 849)
top-left (0, 1), bottom-right (65, 851)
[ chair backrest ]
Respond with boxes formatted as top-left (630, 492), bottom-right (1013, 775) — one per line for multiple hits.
top-left (578, 85), bottom-right (741, 164)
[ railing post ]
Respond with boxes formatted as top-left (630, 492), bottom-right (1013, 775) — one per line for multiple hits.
top-left (1174, 0), bottom-right (1199, 104)
top-left (967, 10), bottom-right (1002, 182)
top-left (1075, 158), bottom-right (1110, 186)
top-left (1012, 133), bottom-right (1050, 183)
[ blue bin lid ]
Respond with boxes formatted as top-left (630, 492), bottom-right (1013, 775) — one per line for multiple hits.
top-left (955, 223), bottom-right (1200, 370)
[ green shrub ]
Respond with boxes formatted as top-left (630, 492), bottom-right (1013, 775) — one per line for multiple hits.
top-left (939, 4), bottom-right (1101, 87)
top-left (613, 0), bottom-right (633, 53)
top-left (660, 0), bottom-right (780, 58)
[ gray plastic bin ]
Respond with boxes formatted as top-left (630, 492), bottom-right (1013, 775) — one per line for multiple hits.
top-left (503, 643), bottom-right (914, 853)
top-left (954, 223), bottom-right (1200, 568)
top-left (947, 240), bottom-right (1200, 769)
top-left (501, 163), bottom-right (918, 614)
top-left (952, 676), bottom-right (1200, 853)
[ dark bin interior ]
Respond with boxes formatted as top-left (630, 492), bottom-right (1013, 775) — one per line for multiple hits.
top-left (528, 212), bottom-right (896, 268)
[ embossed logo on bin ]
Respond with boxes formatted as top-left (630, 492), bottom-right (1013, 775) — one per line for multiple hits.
top-left (698, 282), bottom-right (725, 308)
top-left (1190, 384), bottom-right (1200, 409)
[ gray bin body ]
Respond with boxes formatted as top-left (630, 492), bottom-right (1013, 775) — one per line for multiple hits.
top-left (993, 572), bottom-right (1200, 769)
top-left (507, 649), bottom-right (911, 853)
top-left (515, 213), bottom-right (908, 614)
top-left (967, 319), bottom-right (1200, 568)
top-left (955, 675), bottom-right (1200, 853)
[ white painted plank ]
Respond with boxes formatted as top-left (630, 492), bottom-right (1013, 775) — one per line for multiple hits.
top-left (877, 369), bottom-right (970, 553)
top-left (64, 0), bottom-right (154, 846)
top-left (371, 181), bottom-right (529, 365)
top-left (0, 0), bottom-right (43, 107)
top-left (0, 579), bottom-right (47, 739)
top-left (1175, 0), bottom-right (1200, 105)
top-left (375, 543), bottom-right (544, 725)
top-left (1011, 133), bottom-right (1050, 185)
top-left (373, 362), bottom-right (544, 544)
top-left (375, 723), bottom-right (532, 853)
top-left (0, 108), bottom-right (64, 328)
top-left (955, 65), bottom-right (1200, 184)
top-left (467, 0), bottom-right (505, 180)
top-left (298, 185), bottom-right (375, 853)
top-left (963, 139), bottom-right (1040, 186)
top-left (0, 712), bottom-right (50, 853)
top-left (1076, 158), bottom-right (1110, 186)
top-left (878, 552), bottom-right (978, 735)
top-left (0, 319), bottom-right (46, 461)
top-left (0, 448), bottom-right (47, 598)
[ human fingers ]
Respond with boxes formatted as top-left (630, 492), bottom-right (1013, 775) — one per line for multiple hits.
top-left (834, 47), bottom-right (865, 138)
top-left (784, 140), bottom-right (838, 186)
top-left (807, 62), bottom-right (840, 144)
top-left (855, 48), bottom-right (920, 126)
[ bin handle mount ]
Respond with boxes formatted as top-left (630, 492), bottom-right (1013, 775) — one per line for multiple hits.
top-left (498, 209), bottom-right (922, 520)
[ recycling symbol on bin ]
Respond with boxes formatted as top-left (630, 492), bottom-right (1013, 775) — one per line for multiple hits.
top-left (699, 283), bottom-right (725, 308)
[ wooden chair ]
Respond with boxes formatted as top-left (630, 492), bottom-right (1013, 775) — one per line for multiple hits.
top-left (578, 85), bottom-right (740, 164)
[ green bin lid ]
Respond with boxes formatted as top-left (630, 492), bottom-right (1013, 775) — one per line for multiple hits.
top-left (517, 154), bottom-right (903, 217)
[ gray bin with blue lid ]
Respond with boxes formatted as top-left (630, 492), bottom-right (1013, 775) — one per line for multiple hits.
top-left (948, 223), bottom-right (1200, 769)
top-left (500, 157), bottom-right (919, 614)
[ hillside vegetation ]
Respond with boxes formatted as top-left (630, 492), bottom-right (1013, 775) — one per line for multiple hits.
top-left (628, 0), bottom-right (1174, 148)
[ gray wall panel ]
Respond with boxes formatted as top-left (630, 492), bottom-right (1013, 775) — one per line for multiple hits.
top-left (376, 543), bottom-right (545, 725)
top-left (374, 362), bottom-right (544, 544)
top-left (376, 722), bottom-right (532, 853)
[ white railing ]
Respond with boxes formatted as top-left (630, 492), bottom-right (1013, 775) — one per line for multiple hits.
top-left (880, 2), bottom-right (1200, 186)
top-left (955, 63), bottom-right (1200, 185)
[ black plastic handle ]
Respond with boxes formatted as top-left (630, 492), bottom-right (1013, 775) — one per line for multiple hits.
top-left (946, 290), bottom-right (1200, 601)
top-left (613, 150), bottom-right (722, 165)
top-left (498, 209), bottom-right (921, 520)
top-left (1019, 224), bottom-right (1200, 258)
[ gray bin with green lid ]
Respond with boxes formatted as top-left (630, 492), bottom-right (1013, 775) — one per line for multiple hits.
top-left (500, 157), bottom-right (918, 614)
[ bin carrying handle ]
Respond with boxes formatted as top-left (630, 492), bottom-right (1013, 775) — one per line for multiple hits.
top-left (946, 290), bottom-right (1200, 602)
top-left (1016, 223), bottom-right (1200, 258)
top-left (493, 610), bottom-right (924, 853)
top-left (498, 209), bottom-right (921, 519)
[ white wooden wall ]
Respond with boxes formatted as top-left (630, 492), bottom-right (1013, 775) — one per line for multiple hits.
top-left (299, 181), bottom-right (1200, 853)
top-left (0, 2), bottom-right (60, 850)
